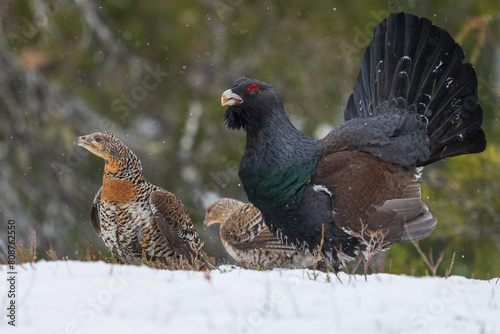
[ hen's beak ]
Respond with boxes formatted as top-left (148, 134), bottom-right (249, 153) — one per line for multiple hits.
top-left (74, 136), bottom-right (90, 147)
top-left (221, 89), bottom-right (243, 106)
top-left (203, 218), bottom-right (217, 230)
top-left (203, 213), bottom-right (216, 229)
top-left (203, 209), bottom-right (220, 229)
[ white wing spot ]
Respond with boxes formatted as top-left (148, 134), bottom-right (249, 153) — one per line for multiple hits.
top-left (312, 184), bottom-right (332, 197)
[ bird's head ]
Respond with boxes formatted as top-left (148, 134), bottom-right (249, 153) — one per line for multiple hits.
top-left (74, 132), bottom-right (135, 165)
top-left (221, 77), bottom-right (282, 133)
top-left (203, 198), bottom-right (243, 229)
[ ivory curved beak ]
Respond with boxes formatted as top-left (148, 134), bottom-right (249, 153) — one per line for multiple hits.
top-left (221, 89), bottom-right (243, 106)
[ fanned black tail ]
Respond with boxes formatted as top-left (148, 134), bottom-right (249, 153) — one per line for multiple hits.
top-left (345, 12), bottom-right (486, 166)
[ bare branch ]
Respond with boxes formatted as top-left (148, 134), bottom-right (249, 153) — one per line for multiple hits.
top-left (345, 219), bottom-right (391, 281)
top-left (407, 229), bottom-right (445, 276)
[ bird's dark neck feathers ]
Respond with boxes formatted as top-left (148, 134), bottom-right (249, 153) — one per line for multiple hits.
top-left (243, 104), bottom-right (321, 166)
top-left (239, 105), bottom-right (322, 212)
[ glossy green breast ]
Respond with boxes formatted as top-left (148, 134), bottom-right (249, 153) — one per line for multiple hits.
top-left (238, 158), bottom-right (317, 210)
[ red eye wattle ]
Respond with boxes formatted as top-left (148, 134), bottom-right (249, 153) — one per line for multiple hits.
top-left (247, 84), bottom-right (260, 95)
top-left (95, 136), bottom-right (106, 143)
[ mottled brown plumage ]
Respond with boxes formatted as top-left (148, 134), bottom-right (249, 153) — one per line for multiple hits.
top-left (75, 132), bottom-right (204, 266)
top-left (204, 198), bottom-right (321, 269)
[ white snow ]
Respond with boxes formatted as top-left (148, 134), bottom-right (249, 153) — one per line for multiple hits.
top-left (1, 261), bottom-right (499, 334)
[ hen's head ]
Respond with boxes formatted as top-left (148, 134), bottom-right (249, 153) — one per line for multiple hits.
top-left (221, 77), bottom-right (282, 133)
top-left (74, 131), bottom-right (132, 163)
top-left (203, 198), bottom-right (243, 229)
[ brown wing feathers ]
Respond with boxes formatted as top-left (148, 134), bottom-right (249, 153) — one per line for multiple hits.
top-left (312, 150), bottom-right (436, 244)
top-left (150, 190), bottom-right (203, 262)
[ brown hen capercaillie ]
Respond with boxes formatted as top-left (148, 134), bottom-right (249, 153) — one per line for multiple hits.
top-left (204, 198), bottom-right (321, 269)
top-left (75, 131), bottom-right (205, 267)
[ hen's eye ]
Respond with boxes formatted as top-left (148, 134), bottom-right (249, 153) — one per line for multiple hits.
top-left (95, 136), bottom-right (105, 143)
top-left (247, 84), bottom-right (260, 95)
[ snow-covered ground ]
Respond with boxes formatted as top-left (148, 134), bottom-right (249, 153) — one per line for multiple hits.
top-left (0, 261), bottom-right (498, 334)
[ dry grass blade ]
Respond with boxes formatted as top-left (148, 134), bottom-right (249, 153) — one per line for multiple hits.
top-left (82, 240), bottom-right (109, 262)
top-left (15, 228), bottom-right (37, 263)
top-left (445, 252), bottom-right (456, 278)
top-left (46, 244), bottom-right (58, 261)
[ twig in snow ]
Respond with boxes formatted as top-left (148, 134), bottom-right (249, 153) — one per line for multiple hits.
top-left (408, 232), bottom-right (445, 276)
top-left (347, 220), bottom-right (391, 281)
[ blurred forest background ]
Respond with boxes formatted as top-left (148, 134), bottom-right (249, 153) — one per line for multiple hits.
top-left (0, 0), bottom-right (499, 278)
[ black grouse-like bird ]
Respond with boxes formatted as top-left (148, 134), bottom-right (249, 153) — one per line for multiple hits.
top-left (221, 13), bottom-right (486, 270)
